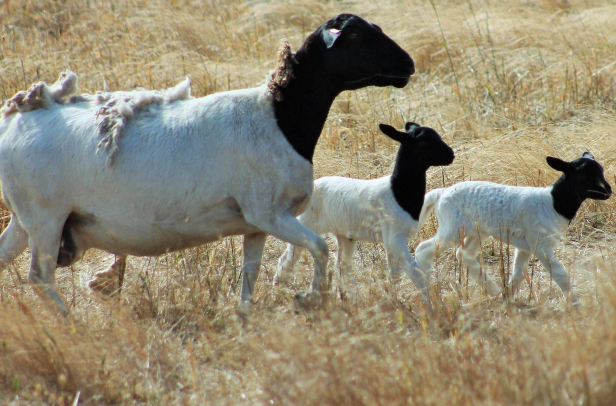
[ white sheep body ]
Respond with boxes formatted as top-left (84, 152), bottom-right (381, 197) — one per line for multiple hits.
top-left (0, 84), bottom-right (313, 257)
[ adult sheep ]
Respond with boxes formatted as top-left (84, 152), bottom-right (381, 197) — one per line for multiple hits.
top-left (0, 14), bottom-right (415, 316)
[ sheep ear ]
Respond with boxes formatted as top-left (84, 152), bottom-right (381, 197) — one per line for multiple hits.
top-left (405, 122), bottom-right (420, 132)
top-left (582, 151), bottom-right (595, 160)
top-left (546, 156), bottom-right (572, 173)
top-left (323, 27), bottom-right (342, 48)
top-left (379, 124), bottom-right (405, 143)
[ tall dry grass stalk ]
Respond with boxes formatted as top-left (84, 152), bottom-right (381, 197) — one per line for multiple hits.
top-left (1, 0), bottom-right (616, 404)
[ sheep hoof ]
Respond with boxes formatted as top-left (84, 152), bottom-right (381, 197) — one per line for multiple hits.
top-left (293, 290), bottom-right (330, 311)
top-left (237, 300), bottom-right (254, 320)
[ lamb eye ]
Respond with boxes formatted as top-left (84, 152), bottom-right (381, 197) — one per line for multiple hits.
top-left (348, 32), bottom-right (358, 39)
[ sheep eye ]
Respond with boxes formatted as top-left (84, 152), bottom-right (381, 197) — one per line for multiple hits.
top-left (348, 32), bottom-right (359, 39)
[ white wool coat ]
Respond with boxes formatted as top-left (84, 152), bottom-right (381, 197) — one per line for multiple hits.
top-left (422, 181), bottom-right (569, 251)
top-left (300, 175), bottom-right (420, 243)
top-left (0, 85), bottom-right (313, 257)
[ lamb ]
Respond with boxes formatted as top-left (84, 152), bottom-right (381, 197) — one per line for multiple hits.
top-left (0, 13), bottom-right (415, 316)
top-left (275, 122), bottom-right (455, 303)
top-left (414, 152), bottom-right (612, 305)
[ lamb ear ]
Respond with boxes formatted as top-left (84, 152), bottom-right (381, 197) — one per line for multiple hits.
top-left (379, 124), bottom-right (405, 143)
top-left (405, 122), bottom-right (420, 132)
top-left (546, 156), bottom-right (572, 173)
top-left (323, 27), bottom-right (342, 48)
top-left (582, 151), bottom-right (595, 160)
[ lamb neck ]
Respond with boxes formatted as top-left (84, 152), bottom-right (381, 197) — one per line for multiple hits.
top-left (390, 158), bottom-right (428, 221)
top-left (550, 175), bottom-right (585, 221)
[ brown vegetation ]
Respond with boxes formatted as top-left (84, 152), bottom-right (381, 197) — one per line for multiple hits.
top-left (1, 0), bottom-right (615, 404)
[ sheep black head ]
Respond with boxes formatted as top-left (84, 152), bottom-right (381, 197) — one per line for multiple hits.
top-left (379, 122), bottom-right (455, 168)
top-left (296, 14), bottom-right (414, 91)
top-left (273, 15), bottom-right (414, 163)
top-left (547, 152), bottom-right (612, 201)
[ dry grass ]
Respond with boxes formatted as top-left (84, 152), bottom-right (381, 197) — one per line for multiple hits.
top-left (1, 0), bottom-right (616, 404)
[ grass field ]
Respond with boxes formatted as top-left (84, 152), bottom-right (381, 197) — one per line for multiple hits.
top-left (1, 0), bottom-right (616, 404)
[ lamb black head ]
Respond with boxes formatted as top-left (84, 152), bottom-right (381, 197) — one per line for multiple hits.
top-left (547, 152), bottom-right (612, 201)
top-left (297, 14), bottom-right (414, 91)
top-left (379, 122), bottom-right (455, 168)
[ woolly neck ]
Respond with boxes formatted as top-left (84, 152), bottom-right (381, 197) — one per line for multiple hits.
top-left (272, 43), bottom-right (341, 163)
top-left (390, 152), bottom-right (428, 221)
top-left (550, 175), bottom-right (585, 221)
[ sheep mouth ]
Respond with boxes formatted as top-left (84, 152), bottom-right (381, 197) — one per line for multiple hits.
top-left (388, 75), bottom-right (412, 88)
top-left (345, 74), bottom-right (411, 88)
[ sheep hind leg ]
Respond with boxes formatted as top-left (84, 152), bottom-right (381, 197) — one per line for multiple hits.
top-left (274, 243), bottom-right (304, 286)
top-left (458, 237), bottom-right (500, 297)
top-left (0, 217), bottom-right (29, 271)
top-left (88, 255), bottom-right (127, 296)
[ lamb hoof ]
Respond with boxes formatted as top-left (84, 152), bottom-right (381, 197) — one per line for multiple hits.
top-left (293, 290), bottom-right (329, 311)
top-left (88, 267), bottom-right (121, 296)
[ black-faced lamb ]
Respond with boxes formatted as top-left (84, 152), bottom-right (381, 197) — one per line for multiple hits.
top-left (0, 14), bottom-right (415, 316)
top-left (415, 152), bottom-right (612, 305)
top-left (275, 122), bottom-right (455, 303)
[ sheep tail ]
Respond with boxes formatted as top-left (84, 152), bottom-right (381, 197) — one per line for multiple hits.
top-left (418, 188), bottom-right (443, 229)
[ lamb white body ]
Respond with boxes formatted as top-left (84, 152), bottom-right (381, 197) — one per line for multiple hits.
top-left (297, 176), bottom-right (417, 243)
top-left (416, 181), bottom-right (575, 301)
top-left (276, 175), bottom-right (424, 286)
